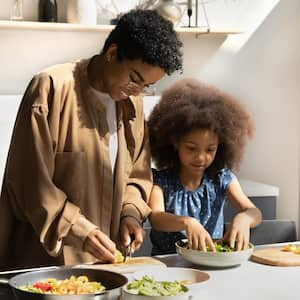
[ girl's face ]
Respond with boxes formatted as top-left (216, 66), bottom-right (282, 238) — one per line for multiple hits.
top-left (176, 129), bottom-right (219, 176)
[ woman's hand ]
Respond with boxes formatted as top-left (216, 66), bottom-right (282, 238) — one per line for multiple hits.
top-left (183, 217), bottom-right (215, 252)
top-left (83, 229), bottom-right (116, 263)
top-left (223, 212), bottom-right (251, 251)
top-left (119, 216), bottom-right (144, 254)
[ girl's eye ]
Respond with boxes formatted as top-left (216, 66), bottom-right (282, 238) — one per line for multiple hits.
top-left (186, 146), bottom-right (196, 151)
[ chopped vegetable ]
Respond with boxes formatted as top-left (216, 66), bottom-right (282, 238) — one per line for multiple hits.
top-left (283, 244), bottom-right (300, 254)
top-left (178, 240), bottom-right (251, 252)
top-left (127, 276), bottom-right (188, 296)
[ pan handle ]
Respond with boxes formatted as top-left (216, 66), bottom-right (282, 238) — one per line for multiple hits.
top-left (0, 278), bottom-right (8, 285)
top-left (0, 265), bottom-right (59, 277)
top-left (0, 265), bottom-right (59, 285)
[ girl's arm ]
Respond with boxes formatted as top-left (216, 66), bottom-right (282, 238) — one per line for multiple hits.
top-left (149, 185), bottom-right (215, 251)
top-left (224, 177), bottom-right (262, 250)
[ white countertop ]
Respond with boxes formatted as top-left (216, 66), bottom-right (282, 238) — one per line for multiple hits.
top-left (153, 244), bottom-right (298, 300)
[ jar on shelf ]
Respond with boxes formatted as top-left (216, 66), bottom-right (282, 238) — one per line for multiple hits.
top-left (155, 0), bottom-right (182, 25)
top-left (66, 0), bottom-right (97, 25)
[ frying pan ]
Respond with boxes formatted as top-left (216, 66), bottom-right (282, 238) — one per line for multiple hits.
top-left (0, 267), bottom-right (128, 300)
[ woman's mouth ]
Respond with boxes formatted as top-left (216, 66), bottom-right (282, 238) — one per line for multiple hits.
top-left (120, 90), bottom-right (128, 98)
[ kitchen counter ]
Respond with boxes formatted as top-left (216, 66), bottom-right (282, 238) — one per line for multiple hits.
top-left (1, 244), bottom-right (298, 300)
top-left (155, 244), bottom-right (298, 300)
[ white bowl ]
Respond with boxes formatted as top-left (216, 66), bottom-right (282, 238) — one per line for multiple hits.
top-left (126, 266), bottom-right (209, 298)
top-left (123, 286), bottom-right (190, 300)
top-left (123, 272), bottom-right (191, 300)
top-left (176, 239), bottom-right (254, 267)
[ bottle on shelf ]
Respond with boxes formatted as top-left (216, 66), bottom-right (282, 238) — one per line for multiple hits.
top-left (38, 0), bottom-right (57, 22)
top-left (10, 0), bottom-right (23, 21)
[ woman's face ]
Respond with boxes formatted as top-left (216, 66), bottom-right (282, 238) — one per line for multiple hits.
top-left (100, 45), bottom-right (165, 100)
top-left (176, 129), bottom-right (219, 177)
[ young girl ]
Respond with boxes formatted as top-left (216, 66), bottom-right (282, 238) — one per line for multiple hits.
top-left (147, 78), bottom-right (262, 255)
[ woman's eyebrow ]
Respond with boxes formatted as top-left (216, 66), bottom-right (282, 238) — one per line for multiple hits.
top-left (131, 69), bottom-right (156, 86)
top-left (131, 69), bottom-right (145, 83)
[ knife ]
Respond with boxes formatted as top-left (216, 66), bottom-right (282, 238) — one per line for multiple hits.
top-left (123, 233), bottom-right (135, 263)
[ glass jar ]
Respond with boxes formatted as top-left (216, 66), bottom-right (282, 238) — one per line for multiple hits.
top-left (10, 0), bottom-right (23, 21)
top-left (66, 0), bottom-right (97, 25)
top-left (155, 0), bottom-right (182, 25)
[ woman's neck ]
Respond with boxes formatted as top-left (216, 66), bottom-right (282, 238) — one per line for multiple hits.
top-left (178, 169), bottom-right (204, 191)
top-left (87, 54), bottom-right (106, 92)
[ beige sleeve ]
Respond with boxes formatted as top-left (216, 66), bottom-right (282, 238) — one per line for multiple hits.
top-left (5, 74), bottom-right (96, 256)
top-left (121, 119), bottom-right (152, 223)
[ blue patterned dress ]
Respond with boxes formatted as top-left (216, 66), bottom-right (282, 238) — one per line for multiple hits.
top-left (150, 168), bottom-right (235, 255)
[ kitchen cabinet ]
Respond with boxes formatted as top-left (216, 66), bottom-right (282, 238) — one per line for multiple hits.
top-left (224, 178), bottom-right (279, 221)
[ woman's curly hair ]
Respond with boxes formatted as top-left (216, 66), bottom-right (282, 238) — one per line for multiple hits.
top-left (101, 9), bottom-right (183, 75)
top-left (148, 78), bottom-right (255, 178)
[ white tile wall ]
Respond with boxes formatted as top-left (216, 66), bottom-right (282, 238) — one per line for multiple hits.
top-left (0, 95), bottom-right (22, 183)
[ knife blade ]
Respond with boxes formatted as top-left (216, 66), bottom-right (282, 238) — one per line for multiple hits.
top-left (123, 233), bottom-right (135, 263)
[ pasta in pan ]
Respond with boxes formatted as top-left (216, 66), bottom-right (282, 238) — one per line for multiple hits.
top-left (20, 275), bottom-right (105, 295)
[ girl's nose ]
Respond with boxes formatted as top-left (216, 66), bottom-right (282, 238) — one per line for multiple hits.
top-left (195, 152), bottom-right (205, 162)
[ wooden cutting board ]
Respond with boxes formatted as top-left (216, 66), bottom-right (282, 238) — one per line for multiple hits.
top-left (251, 245), bottom-right (300, 266)
top-left (76, 256), bottom-right (167, 273)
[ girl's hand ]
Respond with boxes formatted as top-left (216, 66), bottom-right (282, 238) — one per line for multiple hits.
top-left (223, 212), bottom-right (251, 251)
top-left (83, 228), bottom-right (116, 263)
top-left (183, 217), bottom-right (215, 252)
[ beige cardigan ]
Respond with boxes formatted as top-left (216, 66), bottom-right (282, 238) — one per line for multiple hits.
top-left (0, 58), bottom-right (152, 270)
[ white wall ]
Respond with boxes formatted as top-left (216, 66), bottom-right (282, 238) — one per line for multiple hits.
top-left (1, 1), bottom-right (300, 231)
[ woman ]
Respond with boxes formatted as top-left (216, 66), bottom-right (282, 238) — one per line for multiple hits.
top-left (0, 9), bottom-right (183, 270)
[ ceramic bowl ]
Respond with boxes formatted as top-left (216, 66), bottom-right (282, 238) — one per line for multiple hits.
top-left (123, 266), bottom-right (209, 299)
top-left (123, 287), bottom-right (190, 300)
top-left (176, 239), bottom-right (254, 267)
top-left (123, 268), bottom-right (197, 300)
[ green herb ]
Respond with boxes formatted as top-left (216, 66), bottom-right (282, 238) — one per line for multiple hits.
top-left (179, 240), bottom-right (251, 252)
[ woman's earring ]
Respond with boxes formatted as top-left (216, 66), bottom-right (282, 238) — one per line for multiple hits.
top-left (106, 55), bottom-right (111, 62)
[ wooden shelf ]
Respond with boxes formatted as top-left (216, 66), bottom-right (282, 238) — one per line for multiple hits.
top-left (0, 20), bottom-right (242, 35)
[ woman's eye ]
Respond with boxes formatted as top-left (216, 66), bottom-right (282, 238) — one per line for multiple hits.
top-left (129, 74), bottom-right (139, 84)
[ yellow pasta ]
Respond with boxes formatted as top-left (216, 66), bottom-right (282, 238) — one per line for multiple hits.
top-left (20, 275), bottom-right (105, 295)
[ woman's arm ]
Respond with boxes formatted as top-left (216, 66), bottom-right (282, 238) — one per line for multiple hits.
top-left (149, 185), bottom-right (215, 251)
top-left (224, 177), bottom-right (262, 250)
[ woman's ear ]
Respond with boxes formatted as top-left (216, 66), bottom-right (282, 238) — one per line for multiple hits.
top-left (106, 44), bottom-right (118, 62)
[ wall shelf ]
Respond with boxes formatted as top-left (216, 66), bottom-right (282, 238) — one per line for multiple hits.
top-left (0, 20), bottom-right (242, 36)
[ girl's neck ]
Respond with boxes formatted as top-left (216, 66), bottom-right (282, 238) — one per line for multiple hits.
top-left (178, 169), bottom-right (204, 191)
